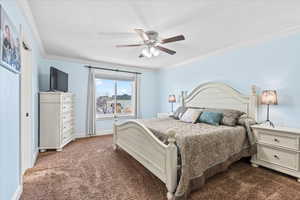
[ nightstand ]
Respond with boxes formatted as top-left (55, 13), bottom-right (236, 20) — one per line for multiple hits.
top-left (157, 113), bottom-right (172, 118)
top-left (251, 125), bottom-right (300, 182)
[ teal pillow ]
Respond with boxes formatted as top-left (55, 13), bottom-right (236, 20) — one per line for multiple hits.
top-left (199, 111), bottom-right (223, 126)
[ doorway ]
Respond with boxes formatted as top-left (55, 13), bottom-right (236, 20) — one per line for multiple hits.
top-left (20, 39), bottom-right (33, 175)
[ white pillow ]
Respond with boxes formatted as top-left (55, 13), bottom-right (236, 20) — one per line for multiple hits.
top-left (180, 108), bottom-right (202, 123)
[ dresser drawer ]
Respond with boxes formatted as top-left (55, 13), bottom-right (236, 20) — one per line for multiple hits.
top-left (62, 95), bottom-right (73, 103)
top-left (62, 128), bottom-right (73, 139)
top-left (256, 130), bottom-right (299, 150)
top-left (62, 129), bottom-right (73, 143)
top-left (257, 145), bottom-right (299, 170)
top-left (62, 120), bottom-right (74, 132)
top-left (62, 112), bottom-right (73, 123)
top-left (62, 103), bottom-right (73, 113)
top-left (40, 94), bottom-right (61, 103)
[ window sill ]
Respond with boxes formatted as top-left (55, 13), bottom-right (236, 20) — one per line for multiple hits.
top-left (96, 114), bottom-right (136, 121)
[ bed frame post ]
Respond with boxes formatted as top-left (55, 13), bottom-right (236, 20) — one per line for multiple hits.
top-left (250, 85), bottom-right (258, 121)
top-left (166, 130), bottom-right (178, 200)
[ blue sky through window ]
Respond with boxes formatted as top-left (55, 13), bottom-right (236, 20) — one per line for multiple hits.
top-left (96, 79), bottom-right (132, 97)
top-left (117, 80), bottom-right (132, 96)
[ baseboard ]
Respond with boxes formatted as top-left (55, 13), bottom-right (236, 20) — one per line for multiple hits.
top-left (32, 149), bottom-right (39, 166)
top-left (11, 184), bottom-right (22, 200)
top-left (75, 130), bottom-right (113, 139)
top-left (74, 133), bottom-right (87, 139)
top-left (96, 129), bottom-right (113, 136)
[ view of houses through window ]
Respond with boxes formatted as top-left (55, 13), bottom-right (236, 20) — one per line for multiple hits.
top-left (95, 78), bottom-right (135, 118)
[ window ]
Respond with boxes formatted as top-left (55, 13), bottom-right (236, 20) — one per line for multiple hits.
top-left (95, 76), bottom-right (136, 119)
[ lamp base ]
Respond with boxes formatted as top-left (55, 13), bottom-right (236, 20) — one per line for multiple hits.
top-left (171, 102), bottom-right (174, 113)
top-left (261, 120), bottom-right (275, 128)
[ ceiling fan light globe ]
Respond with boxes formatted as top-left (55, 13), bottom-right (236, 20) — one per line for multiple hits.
top-left (153, 51), bottom-right (160, 57)
top-left (142, 48), bottom-right (152, 58)
top-left (150, 47), bottom-right (160, 56)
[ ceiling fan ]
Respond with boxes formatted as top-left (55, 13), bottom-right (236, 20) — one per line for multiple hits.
top-left (116, 29), bottom-right (185, 58)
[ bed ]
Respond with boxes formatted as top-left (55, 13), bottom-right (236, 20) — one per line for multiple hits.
top-left (113, 82), bottom-right (258, 200)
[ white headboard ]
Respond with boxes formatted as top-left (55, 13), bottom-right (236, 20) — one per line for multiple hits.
top-left (184, 82), bottom-right (258, 120)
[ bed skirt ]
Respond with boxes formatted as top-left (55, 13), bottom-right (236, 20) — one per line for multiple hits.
top-left (175, 145), bottom-right (257, 200)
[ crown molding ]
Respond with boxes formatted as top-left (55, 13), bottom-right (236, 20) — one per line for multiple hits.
top-left (167, 25), bottom-right (300, 69)
top-left (44, 54), bottom-right (159, 72)
top-left (16, 0), bottom-right (45, 55)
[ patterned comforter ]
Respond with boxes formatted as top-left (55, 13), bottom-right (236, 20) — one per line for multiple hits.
top-left (138, 117), bottom-right (256, 200)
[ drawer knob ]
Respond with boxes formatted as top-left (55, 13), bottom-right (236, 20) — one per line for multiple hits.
top-left (274, 155), bottom-right (279, 159)
top-left (274, 138), bottom-right (279, 142)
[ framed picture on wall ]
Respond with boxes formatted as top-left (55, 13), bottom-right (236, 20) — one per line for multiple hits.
top-left (0, 5), bottom-right (21, 73)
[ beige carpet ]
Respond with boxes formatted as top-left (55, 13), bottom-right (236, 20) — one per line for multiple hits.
top-left (21, 135), bottom-right (300, 200)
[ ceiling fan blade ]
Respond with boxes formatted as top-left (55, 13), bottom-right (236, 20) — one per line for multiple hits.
top-left (156, 45), bottom-right (176, 55)
top-left (134, 28), bottom-right (149, 41)
top-left (161, 35), bottom-right (185, 44)
top-left (116, 44), bottom-right (143, 47)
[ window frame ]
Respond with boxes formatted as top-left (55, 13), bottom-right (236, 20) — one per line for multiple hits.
top-left (94, 73), bottom-right (137, 120)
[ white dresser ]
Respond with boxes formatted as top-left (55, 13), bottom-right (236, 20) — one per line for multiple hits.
top-left (251, 125), bottom-right (300, 182)
top-left (39, 92), bottom-right (75, 152)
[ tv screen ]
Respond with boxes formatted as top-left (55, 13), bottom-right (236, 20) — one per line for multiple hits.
top-left (50, 67), bottom-right (68, 92)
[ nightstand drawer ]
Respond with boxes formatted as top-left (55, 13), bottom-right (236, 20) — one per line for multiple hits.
top-left (257, 130), bottom-right (299, 150)
top-left (257, 145), bottom-right (299, 170)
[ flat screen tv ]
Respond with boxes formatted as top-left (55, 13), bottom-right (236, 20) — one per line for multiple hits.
top-left (50, 67), bottom-right (68, 92)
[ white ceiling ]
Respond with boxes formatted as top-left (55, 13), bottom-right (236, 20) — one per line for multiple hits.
top-left (28, 0), bottom-right (300, 69)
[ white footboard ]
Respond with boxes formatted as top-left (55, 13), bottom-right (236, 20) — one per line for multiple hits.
top-left (113, 120), bottom-right (177, 200)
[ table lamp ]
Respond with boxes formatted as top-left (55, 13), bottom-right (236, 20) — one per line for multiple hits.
top-left (168, 95), bottom-right (176, 113)
top-left (261, 90), bottom-right (278, 127)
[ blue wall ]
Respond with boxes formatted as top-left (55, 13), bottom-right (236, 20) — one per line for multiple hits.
top-left (39, 58), bottom-right (159, 137)
top-left (0, 0), bottom-right (41, 199)
top-left (0, 67), bottom-right (20, 200)
top-left (158, 33), bottom-right (300, 128)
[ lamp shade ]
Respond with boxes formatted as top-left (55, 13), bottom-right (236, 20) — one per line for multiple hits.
top-left (168, 95), bottom-right (176, 103)
top-left (261, 90), bottom-right (278, 105)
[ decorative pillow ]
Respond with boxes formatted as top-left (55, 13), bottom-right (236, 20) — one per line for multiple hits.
top-left (199, 111), bottom-right (223, 126)
top-left (186, 106), bottom-right (205, 110)
top-left (238, 114), bottom-right (257, 126)
top-left (204, 108), bottom-right (243, 126)
top-left (180, 108), bottom-right (202, 123)
top-left (171, 106), bottom-right (188, 120)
